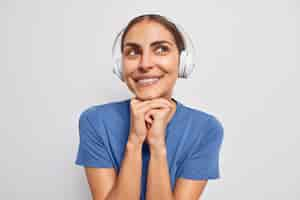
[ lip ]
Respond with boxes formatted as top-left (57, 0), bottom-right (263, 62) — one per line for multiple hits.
top-left (134, 76), bottom-right (163, 87)
top-left (133, 75), bottom-right (163, 81)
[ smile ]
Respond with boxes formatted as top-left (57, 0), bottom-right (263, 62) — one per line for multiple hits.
top-left (135, 77), bottom-right (161, 87)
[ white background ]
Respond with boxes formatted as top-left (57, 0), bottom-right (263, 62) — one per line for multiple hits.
top-left (1, 0), bottom-right (299, 199)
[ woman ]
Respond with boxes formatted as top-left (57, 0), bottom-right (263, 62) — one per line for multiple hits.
top-left (75, 14), bottom-right (224, 200)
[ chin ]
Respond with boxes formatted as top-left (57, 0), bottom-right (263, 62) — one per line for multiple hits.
top-left (136, 90), bottom-right (173, 101)
top-left (134, 92), bottom-right (163, 101)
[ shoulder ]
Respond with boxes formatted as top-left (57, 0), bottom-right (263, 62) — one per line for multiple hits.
top-left (78, 98), bottom-right (130, 123)
top-left (179, 103), bottom-right (224, 145)
top-left (181, 104), bottom-right (223, 130)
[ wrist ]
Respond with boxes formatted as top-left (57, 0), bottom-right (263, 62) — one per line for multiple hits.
top-left (147, 136), bottom-right (166, 147)
top-left (148, 140), bottom-right (167, 156)
top-left (150, 146), bottom-right (167, 158)
top-left (126, 141), bottom-right (143, 154)
top-left (127, 134), bottom-right (144, 148)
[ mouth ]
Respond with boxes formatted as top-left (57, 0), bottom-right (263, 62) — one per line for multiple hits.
top-left (134, 76), bottom-right (163, 87)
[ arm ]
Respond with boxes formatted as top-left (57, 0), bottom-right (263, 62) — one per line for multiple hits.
top-left (146, 143), bottom-right (174, 200)
top-left (85, 136), bottom-right (143, 200)
top-left (146, 142), bottom-right (208, 200)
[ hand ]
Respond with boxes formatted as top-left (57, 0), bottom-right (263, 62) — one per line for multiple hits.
top-left (144, 98), bottom-right (175, 146)
top-left (128, 97), bottom-right (173, 145)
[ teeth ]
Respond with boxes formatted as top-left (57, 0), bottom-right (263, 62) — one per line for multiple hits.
top-left (137, 78), bottom-right (159, 84)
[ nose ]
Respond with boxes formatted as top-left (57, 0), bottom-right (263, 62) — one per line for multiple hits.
top-left (138, 49), bottom-right (154, 71)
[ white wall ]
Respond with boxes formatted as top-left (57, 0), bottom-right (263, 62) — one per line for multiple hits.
top-left (1, 0), bottom-right (299, 199)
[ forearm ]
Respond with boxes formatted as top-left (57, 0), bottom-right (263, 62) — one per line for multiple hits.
top-left (105, 135), bottom-right (143, 200)
top-left (146, 142), bottom-right (175, 200)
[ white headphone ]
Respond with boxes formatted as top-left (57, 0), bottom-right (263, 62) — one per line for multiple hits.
top-left (111, 16), bottom-right (196, 81)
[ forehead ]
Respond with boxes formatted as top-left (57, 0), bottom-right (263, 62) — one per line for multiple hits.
top-left (123, 21), bottom-right (176, 45)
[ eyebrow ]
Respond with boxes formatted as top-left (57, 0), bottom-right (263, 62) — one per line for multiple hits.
top-left (124, 40), bottom-right (174, 48)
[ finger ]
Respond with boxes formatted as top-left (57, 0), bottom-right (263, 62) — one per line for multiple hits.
top-left (147, 106), bottom-right (171, 120)
top-left (132, 98), bottom-right (171, 110)
top-left (145, 113), bottom-right (153, 124)
top-left (145, 109), bottom-right (158, 119)
top-left (135, 101), bottom-right (169, 116)
top-left (130, 97), bottom-right (141, 103)
top-left (132, 97), bottom-right (172, 105)
top-left (131, 99), bottom-right (171, 120)
top-left (147, 101), bottom-right (170, 110)
top-left (146, 110), bottom-right (154, 121)
top-left (146, 121), bottom-right (151, 129)
top-left (146, 100), bottom-right (173, 113)
top-left (130, 99), bottom-right (152, 118)
top-left (150, 98), bottom-right (173, 107)
top-left (131, 99), bottom-right (151, 109)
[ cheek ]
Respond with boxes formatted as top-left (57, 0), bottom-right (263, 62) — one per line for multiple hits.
top-left (122, 59), bottom-right (137, 74)
top-left (158, 57), bottom-right (179, 73)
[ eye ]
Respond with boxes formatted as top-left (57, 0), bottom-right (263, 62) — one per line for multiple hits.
top-left (155, 45), bottom-right (170, 55)
top-left (124, 48), bottom-right (140, 57)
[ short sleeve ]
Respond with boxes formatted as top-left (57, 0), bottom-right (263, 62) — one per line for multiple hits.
top-left (75, 110), bottom-right (113, 168)
top-left (177, 116), bottom-right (224, 180)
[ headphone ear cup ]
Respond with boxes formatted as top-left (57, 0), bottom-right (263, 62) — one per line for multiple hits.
top-left (179, 50), bottom-right (187, 78)
top-left (179, 50), bottom-right (195, 78)
top-left (113, 57), bottom-right (124, 81)
top-left (184, 52), bottom-right (195, 78)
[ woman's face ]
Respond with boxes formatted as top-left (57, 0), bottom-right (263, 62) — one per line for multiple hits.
top-left (122, 20), bottom-right (180, 101)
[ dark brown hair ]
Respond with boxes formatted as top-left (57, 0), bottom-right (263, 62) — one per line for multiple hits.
top-left (120, 14), bottom-right (186, 53)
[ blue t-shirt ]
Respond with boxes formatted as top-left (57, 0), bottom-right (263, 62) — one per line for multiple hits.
top-left (75, 98), bottom-right (224, 199)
